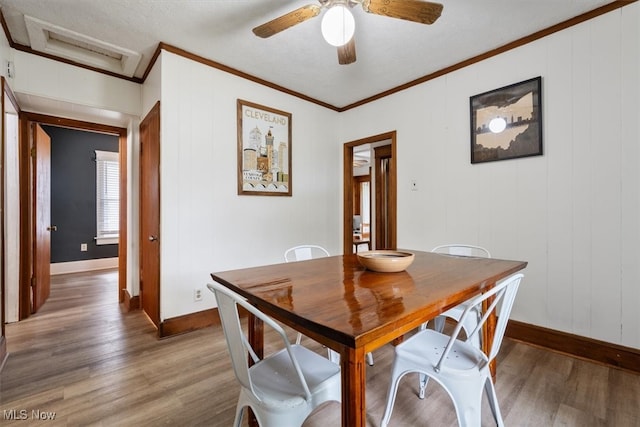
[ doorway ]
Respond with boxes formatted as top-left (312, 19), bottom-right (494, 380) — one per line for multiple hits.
top-left (352, 173), bottom-right (371, 252)
top-left (343, 131), bottom-right (397, 254)
top-left (18, 112), bottom-right (128, 319)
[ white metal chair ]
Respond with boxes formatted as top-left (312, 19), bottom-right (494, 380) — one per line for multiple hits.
top-left (426, 244), bottom-right (492, 350)
top-left (284, 245), bottom-right (330, 346)
top-left (284, 245), bottom-right (374, 366)
top-left (284, 245), bottom-right (331, 263)
top-left (207, 282), bottom-right (341, 427)
top-left (431, 244), bottom-right (491, 259)
top-left (381, 273), bottom-right (524, 427)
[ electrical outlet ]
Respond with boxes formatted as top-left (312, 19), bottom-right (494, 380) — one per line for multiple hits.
top-left (194, 288), bottom-right (203, 302)
top-left (80, 243), bottom-right (88, 251)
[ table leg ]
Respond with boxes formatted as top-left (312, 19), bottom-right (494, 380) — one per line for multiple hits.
top-left (482, 292), bottom-right (497, 380)
top-left (247, 314), bottom-right (263, 427)
top-left (391, 336), bottom-right (404, 346)
top-left (341, 346), bottom-right (366, 427)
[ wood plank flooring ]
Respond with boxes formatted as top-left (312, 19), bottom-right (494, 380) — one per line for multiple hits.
top-left (1, 270), bottom-right (638, 426)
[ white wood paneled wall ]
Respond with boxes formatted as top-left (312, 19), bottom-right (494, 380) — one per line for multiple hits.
top-left (158, 51), bottom-right (342, 321)
top-left (340, 4), bottom-right (639, 348)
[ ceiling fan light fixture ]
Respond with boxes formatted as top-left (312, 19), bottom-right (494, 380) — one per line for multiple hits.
top-left (321, 4), bottom-right (355, 47)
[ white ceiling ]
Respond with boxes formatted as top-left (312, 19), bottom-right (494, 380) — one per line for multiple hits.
top-left (0, 0), bottom-right (622, 111)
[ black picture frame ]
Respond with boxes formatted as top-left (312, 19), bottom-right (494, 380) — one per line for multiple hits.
top-left (470, 76), bottom-right (542, 164)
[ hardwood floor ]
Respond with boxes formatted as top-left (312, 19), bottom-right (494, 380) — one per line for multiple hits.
top-left (1, 270), bottom-right (638, 426)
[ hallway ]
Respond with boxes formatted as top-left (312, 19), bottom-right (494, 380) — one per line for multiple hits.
top-left (0, 270), bottom-right (237, 425)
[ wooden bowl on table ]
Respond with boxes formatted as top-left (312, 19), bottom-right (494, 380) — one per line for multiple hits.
top-left (357, 250), bottom-right (415, 273)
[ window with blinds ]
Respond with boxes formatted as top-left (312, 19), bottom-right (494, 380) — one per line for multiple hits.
top-left (95, 150), bottom-right (119, 245)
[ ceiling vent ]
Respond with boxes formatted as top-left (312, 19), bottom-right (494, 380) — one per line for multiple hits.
top-left (24, 15), bottom-right (141, 77)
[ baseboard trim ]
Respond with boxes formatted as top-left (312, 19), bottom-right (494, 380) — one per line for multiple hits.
top-left (153, 309), bottom-right (640, 374)
top-left (121, 289), bottom-right (139, 312)
top-left (158, 308), bottom-right (221, 339)
top-left (505, 320), bottom-right (640, 374)
top-left (51, 257), bottom-right (119, 275)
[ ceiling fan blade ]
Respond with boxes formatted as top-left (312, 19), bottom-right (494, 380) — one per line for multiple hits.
top-left (338, 37), bottom-right (356, 65)
top-left (362, 0), bottom-right (443, 25)
top-left (252, 4), bottom-right (321, 38)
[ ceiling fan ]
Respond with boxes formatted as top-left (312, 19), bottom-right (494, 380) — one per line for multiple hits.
top-left (252, 0), bottom-right (443, 65)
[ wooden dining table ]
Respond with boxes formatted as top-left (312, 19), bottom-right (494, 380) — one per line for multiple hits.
top-left (210, 249), bottom-right (527, 427)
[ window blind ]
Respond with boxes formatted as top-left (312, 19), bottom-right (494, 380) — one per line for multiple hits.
top-left (95, 150), bottom-right (119, 245)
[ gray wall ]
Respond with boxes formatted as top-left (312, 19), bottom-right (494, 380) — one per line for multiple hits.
top-left (45, 125), bottom-right (119, 263)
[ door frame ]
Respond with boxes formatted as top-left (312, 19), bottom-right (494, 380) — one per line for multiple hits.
top-left (343, 131), bottom-right (397, 254)
top-left (1, 77), bottom-right (19, 365)
top-left (374, 144), bottom-right (393, 249)
top-left (18, 112), bottom-right (128, 319)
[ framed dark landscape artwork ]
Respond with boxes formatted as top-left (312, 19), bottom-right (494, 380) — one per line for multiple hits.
top-left (470, 76), bottom-right (542, 164)
top-left (237, 99), bottom-right (292, 196)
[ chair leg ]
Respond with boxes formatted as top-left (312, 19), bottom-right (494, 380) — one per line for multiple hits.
top-left (434, 315), bottom-right (446, 333)
top-left (484, 377), bottom-right (504, 427)
top-left (418, 373), bottom-right (430, 399)
top-left (233, 405), bottom-right (245, 427)
top-left (328, 349), bottom-right (373, 366)
top-left (445, 379), bottom-right (484, 427)
top-left (380, 368), bottom-right (406, 427)
top-left (328, 348), bottom-right (340, 364)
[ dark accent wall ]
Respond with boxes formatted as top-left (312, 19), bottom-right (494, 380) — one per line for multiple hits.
top-left (45, 125), bottom-right (119, 263)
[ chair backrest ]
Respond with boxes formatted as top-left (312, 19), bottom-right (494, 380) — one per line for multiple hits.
top-left (206, 282), bottom-right (313, 400)
top-left (435, 273), bottom-right (523, 371)
top-left (284, 245), bottom-right (330, 262)
top-left (431, 244), bottom-right (491, 258)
